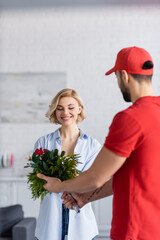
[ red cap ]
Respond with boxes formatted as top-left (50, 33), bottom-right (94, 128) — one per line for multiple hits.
top-left (105, 46), bottom-right (154, 76)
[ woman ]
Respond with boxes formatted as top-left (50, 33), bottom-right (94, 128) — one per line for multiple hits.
top-left (34, 88), bottom-right (101, 240)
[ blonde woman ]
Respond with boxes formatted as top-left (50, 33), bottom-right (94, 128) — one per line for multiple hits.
top-left (34, 89), bottom-right (101, 240)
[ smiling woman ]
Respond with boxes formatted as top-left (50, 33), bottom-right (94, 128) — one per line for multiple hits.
top-left (34, 88), bottom-right (101, 240)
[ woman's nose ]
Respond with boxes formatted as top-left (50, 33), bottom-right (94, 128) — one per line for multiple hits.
top-left (63, 108), bottom-right (69, 115)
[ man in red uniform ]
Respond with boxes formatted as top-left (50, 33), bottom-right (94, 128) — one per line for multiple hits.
top-left (38, 46), bottom-right (160, 239)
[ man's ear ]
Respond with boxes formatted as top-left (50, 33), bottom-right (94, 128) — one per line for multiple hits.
top-left (122, 70), bottom-right (129, 84)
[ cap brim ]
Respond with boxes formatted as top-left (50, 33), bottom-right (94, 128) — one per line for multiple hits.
top-left (105, 67), bottom-right (115, 76)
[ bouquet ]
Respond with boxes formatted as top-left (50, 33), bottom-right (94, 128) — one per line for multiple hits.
top-left (24, 148), bottom-right (81, 201)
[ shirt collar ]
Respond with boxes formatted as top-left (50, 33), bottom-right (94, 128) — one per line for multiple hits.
top-left (55, 128), bottom-right (61, 140)
top-left (79, 129), bottom-right (88, 139)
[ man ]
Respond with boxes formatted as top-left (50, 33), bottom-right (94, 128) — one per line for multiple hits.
top-left (38, 46), bottom-right (160, 239)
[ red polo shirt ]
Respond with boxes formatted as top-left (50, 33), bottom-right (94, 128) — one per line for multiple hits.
top-left (104, 96), bottom-right (160, 240)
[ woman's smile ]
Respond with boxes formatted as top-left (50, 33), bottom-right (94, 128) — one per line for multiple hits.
top-left (61, 116), bottom-right (72, 121)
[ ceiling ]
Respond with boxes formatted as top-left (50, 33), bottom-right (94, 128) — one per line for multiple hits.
top-left (0, 0), bottom-right (160, 10)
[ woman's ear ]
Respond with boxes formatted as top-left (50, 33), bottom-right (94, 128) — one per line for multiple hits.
top-left (78, 106), bottom-right (82, 114)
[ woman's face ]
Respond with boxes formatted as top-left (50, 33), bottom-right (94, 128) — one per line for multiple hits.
top-left (56, 97), bottom-right (82, 126)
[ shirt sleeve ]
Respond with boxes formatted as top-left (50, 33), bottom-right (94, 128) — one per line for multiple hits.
top-left (104, 111), bottom-right (143, 158)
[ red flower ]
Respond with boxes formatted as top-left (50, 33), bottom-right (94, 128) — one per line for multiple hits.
top-left (35, 148), bottom-right (43, 155)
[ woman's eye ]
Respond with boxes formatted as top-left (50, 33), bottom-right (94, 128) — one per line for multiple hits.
top-left (56, 107), bottom-right (74, 111)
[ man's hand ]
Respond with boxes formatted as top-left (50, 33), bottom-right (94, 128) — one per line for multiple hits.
top-left (37, 173), bottom-right (61, 193)
top-left (61, 192), bottom-right (87, 209)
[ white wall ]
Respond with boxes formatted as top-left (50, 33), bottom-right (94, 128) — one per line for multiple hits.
top-left (0, 1), bottom-right (160, 174)
top-left (0, 1), bottom-right (160, 237)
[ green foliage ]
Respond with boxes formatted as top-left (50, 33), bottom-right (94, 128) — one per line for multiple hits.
top-left (24, 148), bottom-right (81, 201)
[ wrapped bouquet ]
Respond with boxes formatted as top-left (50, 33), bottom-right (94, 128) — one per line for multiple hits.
top-left (24, 148), bottom-right (81, 201)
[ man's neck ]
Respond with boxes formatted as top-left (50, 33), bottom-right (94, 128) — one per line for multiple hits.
top-left (131, 82), bottom-right (154, 104)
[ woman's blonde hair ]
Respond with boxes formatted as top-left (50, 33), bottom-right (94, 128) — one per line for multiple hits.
top-left (46, 88), bottom-right (86, 124)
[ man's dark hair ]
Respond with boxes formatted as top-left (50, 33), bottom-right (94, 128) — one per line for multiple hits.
top-left (130, 74), bottom-right (153, 82)
top-left (119, 71), bottom-right (152, 82)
